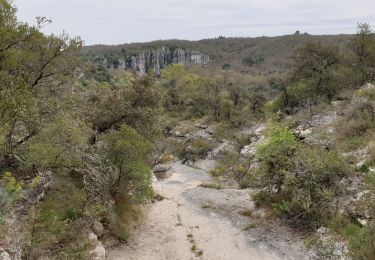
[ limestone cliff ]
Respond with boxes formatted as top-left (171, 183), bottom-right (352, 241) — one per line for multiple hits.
top-left (95, 47), bottom-right (209, 76)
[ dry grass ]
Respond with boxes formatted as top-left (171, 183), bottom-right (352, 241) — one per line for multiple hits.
top-left (238, 209), bottom-right (253, 217)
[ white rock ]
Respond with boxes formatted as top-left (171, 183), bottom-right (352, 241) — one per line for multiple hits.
top-left (317, 226), bottom-right (330, 235)
top-left (356, 159), bottom-right (367, 168)
top-left (0, 249), bottom-right (11, 260)
top-left (254, 125), bottom-right (267, 135)
top-left (153, 164), bottom-right (173, 180)
top-left (357, 218), bottom-right (368, 226)
top-left (240, 145), bottom-right (256, 157)
top-left (92, 221), bottom-right (104, 237)
top-left (89, 243), bottom-right (106, 260)
top-left (86, 231), bottom-right (106, 260)
top-left (195, 124), bottom-right (208, 129)
top-left (151, 173), bottom-right (162, 194)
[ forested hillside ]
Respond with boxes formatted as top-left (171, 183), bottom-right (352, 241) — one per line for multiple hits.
top-left (82, 34), bottom-right (352, 78)
top-left (0, 1), bottom-right (162, 258)
top-left (1, 0), bottom-right (375, 259)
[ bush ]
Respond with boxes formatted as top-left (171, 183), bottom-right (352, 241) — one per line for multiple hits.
top-left (102, 124), bottom-right (153, 202)
top-left (257, 124), bottom-right (298, 192)
top-left (0, 172), bottom-right (23, 202)
top-left (279, 147), bottom-right (348, 228)
top-left (29, 174), bottom-right (88, 259)
top-left (184, 138), bottom-right (213, 161)
top-left (210, 151), bottom-right (259, 188)
top-left (349, 222), bottom-right (375, 260)
top-left (256, 124), bottom-right (349, 229)
top-left (107, 199), bottom-right (142, 241)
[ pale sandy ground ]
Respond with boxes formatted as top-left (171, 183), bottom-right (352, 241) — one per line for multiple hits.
top-left (106, 162), bottom-right (308, 260)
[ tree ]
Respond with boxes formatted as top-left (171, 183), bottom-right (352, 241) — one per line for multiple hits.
top-left (91, 74), bottom-right (161, 141)
top-left (0, 0), bottom-right (82, 163)
top-left (290, 42), bottom-right (341, 102)
top-left (161, 64), bottom-right (187, 88)
top-left (350, 23), bottom-right (375, 84)
top-left (101, 124), bottom-right (153, 202)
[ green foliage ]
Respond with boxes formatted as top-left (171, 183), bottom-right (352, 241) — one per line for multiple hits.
top-left (108, 199), bottom-right (142, 241)
top-left (0, 171), bottom-right (23, 202)
top-left (279, 147), bottom-right (348, 228)
top-left (162, 69), bottom-right (266, 125)
top-left (161, 64), bottom-right (187, 87)
top-left (21, 116), bottom-right (91, 169)
top-left (91, 75), bottom-right (161, 140)
top-left (257, 124), bottom-right (348, 228)
top-left (350, 23), bottom-right (375, 84)
top-left (30, 174), bottom-right (88, 259)
top-left (102, 124), bottom-right (153, 202)
top-left (184, 138), bottom-right (213, 161)
top-left (257, 124), bottom-right (298, 192)
top-left (242, 56), bottom-right (264, 67)
top-left (0, 2), bottom-right (82, 156)
top-left (211, 150), bottom-right (259, 188)
top-left (349, 222), bottom-right (375, 260)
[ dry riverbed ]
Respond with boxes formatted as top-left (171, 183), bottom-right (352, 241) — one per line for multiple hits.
top-left (106, 162), bottom-right (309, 260)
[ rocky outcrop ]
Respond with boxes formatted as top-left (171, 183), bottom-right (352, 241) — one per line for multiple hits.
top-left (95, 47), bottom-right (209, 76)
top-left (153, 164), bottom-right (173, 180)
top-left (240, 125), bottom-right (268, 158)
top-left (86, 231), bottom-right (106, 260)
top-left (0, 248), bottom-right (11, 260)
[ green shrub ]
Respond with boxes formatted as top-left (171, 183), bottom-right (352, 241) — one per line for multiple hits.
top-left (278, 147), bottom-right (348, 228)
top-left (256, 124), bottom-right (349, 229)
top-left (102, 124), bottom-right (153, 202)
top-left (184, 138), bottom-right (213, 161)
top-left (349, 222), bottom-right (375, 260)
top-left (108, 199), bottom-right (142, 241)
top-left (257, 124), bottom-right (298, 192)
top-left (210, 151), bottom-right (259, 188)
top-left (0, 172), bottom-right (23, 202)
top-left (264, 96), bottom-right (284, 115)
top-left (29, 174), bottom-right (88, 259)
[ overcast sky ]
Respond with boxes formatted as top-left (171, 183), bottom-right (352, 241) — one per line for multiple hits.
top-left (15, 0), bottom-right (375, 46)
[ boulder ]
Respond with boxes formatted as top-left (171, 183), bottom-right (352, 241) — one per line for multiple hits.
top-left (151, 172), bottom-right (162, 194)
top-left (92, 221), bottom-right (104, 237)
top-left (240, 144), bottom-right (257, 157)
top-left (206, 127), bottom-right (215, 135)
top-left (240, 134), bottom-right (267, 158)
top-left (356, 159), bottom-right (367, 169)
top-left (208, 140), bottom-right (235, 159)
top-left (309, 113), bottom-right (337, 127)
top-left (153, 164), bottom-right (173, 180)
top-left (294, 125), bottom-right (312, 139)
top-left (86, 231), bottom-right (106, 260)
top-left (89, 243), bottom-right (106, 260)
top-left (191, 130), bottom-right (212, 140)
top-left (0, 249), bottom-right (11, 260)
top-left (254, 125), bottom-right (267, 135)
top-left (357, 218), bottom-right (368, 226)
top-left (195, 124), bottom-right (208, 129)
top-left (171, 131), bottom-right (187, 139)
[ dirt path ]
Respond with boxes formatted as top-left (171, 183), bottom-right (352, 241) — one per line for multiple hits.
top-left (106, 163), bottom-right (306, 260)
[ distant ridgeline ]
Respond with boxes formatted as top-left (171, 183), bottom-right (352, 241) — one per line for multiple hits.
top-left (92, 47), bottom-right (209, 76)
top-left (83, 34), bottom-right (352, 77)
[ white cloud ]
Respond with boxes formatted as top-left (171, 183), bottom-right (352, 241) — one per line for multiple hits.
top-left (14, 0), bottom-right (375, 45)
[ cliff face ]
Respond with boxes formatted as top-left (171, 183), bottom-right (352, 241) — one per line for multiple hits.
top-left (95, 47), bottom-right (210, 76)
